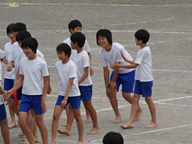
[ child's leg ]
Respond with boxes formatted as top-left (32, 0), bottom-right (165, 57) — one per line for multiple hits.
top-left (83, 100), bottom-right (99, 134)
top-left (58, 105), bottom-right (74, 135)
top-left (122, 92), bottom-right (143, 120)
top-left (51, 105), bottom-right (64, 144)
top-left (0, 118), bottom-right (10, 144)
top-left (72, 108), bottom-right (84, 144)
top-left (31, 109), bottom-right (40, 142)
top-left (8, 99), bottom-right (17, 128)
top-left (145, 97), bottom-right (158, 128)
top-left (35, 114), bottom-right (48, 144)
top-left (108, 89), bottom-right (121, 123)
top-left (62, 104), bottom-right (69, 127)
top-left (19, 112), bottom-right (35, 144)
top-left (82, 100), bottom-right (92, 123)
top-left (121, 94), bottom-right (141, 129)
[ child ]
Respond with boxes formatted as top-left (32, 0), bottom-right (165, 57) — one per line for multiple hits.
top-left (0, 85), bottom-right (10, 144)
top-left (2, 37), bottom-right (49, 144)
top-left (103, 131), bottom-right (124, 144)
top-left (2, 23), bottom-right (17, 129)
top-left (58, 32), bottom-right (99, 135)
top-left (51, 43), bottom-right (84, 144)
top-left (63, 19), bottom-right (93, 124)
top-left (110, 29), bottom-right (157, 128)
top-left (96, 29), bottom-right (143, 123)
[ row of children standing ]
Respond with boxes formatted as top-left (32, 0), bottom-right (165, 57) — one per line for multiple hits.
top-left (0, 19), bottom-right (157, 144)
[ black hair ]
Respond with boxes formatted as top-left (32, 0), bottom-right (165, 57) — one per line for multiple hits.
top-left (56, 43), bottom-right (71, 58)
top-left (6, 23), bottom-right (15, 35)
top-left (12, 22), bottom-right (26, 32)
top-left (96, 29), bottom-right (112, 46)
top-left (70, 32), bottom-right (85, 48)
top-left (16, 31), bottom-right (31, 42)
top-left (134, 29), bottom-right (150, 44)
top-left (103, 131), bottom-right (124, 144)
top-left (21, 37), bottom-right (38, 54)
top-left (68, 20), bottom-right (82, 33)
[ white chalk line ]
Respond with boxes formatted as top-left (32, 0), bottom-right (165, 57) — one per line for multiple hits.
top-left (1, 3), bottom-right (192, 7)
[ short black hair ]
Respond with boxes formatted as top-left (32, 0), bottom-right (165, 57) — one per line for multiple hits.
top-left (103, 131), bottom-right (124, 144)
top-left (12, 22), bottom-right (26, 32)
top-left (70, 32), bottom-right (85, 48)
top-left (16, 31), bottom-right (31, 42)
top-left (135, 29), bottom-right (150, 44)
top-left (21, 37), bottom-right (38, 54)
top-left (96, 29), bottom-right (112, 46)
top-left (68, 20), bottom-right (82, 33)
top-left (56, 43), bottom-right (71, 58)
top-left (6, 23), bottom-right (15, 35)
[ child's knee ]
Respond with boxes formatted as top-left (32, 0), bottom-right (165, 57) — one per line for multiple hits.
top-left (52, 113), bottom-right (60, 120)
top-left (145, 97), bottom-right (152, 104)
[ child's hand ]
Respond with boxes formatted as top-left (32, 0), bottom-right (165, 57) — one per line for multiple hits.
top-left (60, 99), bottom-right (67, 109)
top-left (14, 80), bottom-right (18, 86)
top-left (109, 81), bottom-right (117, 92)
top-left (2, 58), bottom-right (8, 64)
top-left (47, 85), bottom-right (52, 94)
top-left (2, 90), bottom-right (13, 102)
top-left (90, 67), bottom-right (94, 76)
top-left (7, 64), bottom-right (13, 71)
top-left (110, 62), bottom-right (120, 69)
top-left (41, 99), bottom-right (47, 113)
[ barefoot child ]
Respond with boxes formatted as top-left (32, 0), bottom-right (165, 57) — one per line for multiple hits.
top-left (2, 37), bottom-right (49, 144)
top-left (110, 29), bottom-right (157, 129)
top-left (51, 43), bottom-right (84, 144)
top-left (96, 29), bottom-right (143, 123)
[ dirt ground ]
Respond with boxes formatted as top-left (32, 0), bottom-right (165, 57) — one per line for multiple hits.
top-left (0, 0), bottom-right (192, 144)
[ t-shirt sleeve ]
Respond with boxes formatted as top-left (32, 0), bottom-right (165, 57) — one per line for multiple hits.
top-left (116, 49), bottom-right (124, 63)
top-left (69, 64), bottom-right (77, 78)
top-left (19, 61), bottom-right (23, 75)
top-left (83, 40), bottom-right (91, 53)
top-left (41, 61), bottom-right (49, 77)
top-left (98, 52), bottom-right (108, 67)
top-left (82, 54), bottom-right (89, 68)
top-left (0, 49), bottom-right (5, 59)
top-left (135, 50), bottom-right (145, 65)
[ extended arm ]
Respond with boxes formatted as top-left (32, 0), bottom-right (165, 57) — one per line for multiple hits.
top-left (88, 52), bottom-right (94, 76)
top-left (41, 76), bottom-right (49, 112)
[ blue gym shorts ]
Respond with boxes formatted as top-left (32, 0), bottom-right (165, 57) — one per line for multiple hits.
top-left (134, 80), bottom-right (153, 97)
top-left (79, 85), bottom-right (92, 101)
top-left (55, 95), bottom-right (81, 109)
top-left (109, 70), bottom-right (135, 93)
top-left (0, 104), bottom-right (7, 121)
top-left (19, 94), bottom-right (44, 114)
top-left (4, 78), bottom-right (14, 91)
top-left (10, 86), bottom-right (22, 100)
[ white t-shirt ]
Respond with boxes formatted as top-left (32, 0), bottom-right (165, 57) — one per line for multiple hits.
top-left (19, 56), bottom-right (49, 95)
top-left (70, 50), bottom-right (92, 86)
top-left (0, 49), bottom-right (6, 81)
top-left (99, 42), bottom-right (134, 74)
top-left (135, 46), bottom-right (153, 82)
top-left (4, 41), bottom-right (16, 79)
top-left (0, 82), bottom-right (3, 105)
top-left (55, 60), bottom-right (80, 97)
top-left (10, 42), bottom-right (23, 78)
top-left (63, 37), bottom-right (91, 53)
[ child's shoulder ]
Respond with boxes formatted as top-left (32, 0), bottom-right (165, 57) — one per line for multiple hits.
top-left (112, 42), bottom-right (124, 50)
top-left (63, 37), bottom-right (70, 43)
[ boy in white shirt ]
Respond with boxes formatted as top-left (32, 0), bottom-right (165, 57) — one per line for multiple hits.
top-left (58, 32), bottom-right (99, 135)
top-left (51, 43), bottom-right (84, 144)
top-left (2, 37), bottom-right (49, 144)
top-left (110, 29), bottom-right (157, 129)
top-left (97, 29), bottom-right (143, 123)
top-left (63, 19), bottom-right (93, 124)
top-left (2, 23), bottom-right (18, 129)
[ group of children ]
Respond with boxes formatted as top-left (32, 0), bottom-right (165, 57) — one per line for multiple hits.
top-left (0, 19), bottom-right (157, 144)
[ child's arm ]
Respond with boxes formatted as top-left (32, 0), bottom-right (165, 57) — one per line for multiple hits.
top-left (121, 51), bottom-right (134, 64)
top-left (78, 67), bottom-right (89, 85)
top-left (47, 68), bottom-right (52, 94)
top-left (110, 62), bottom-right (138, 69)
top-left (87, 52), bottom-right (94, 76)
top-left (2, 75), bottom-right (24, 101)
top-left (109, 64), bottom-right (119, 91)
top-left (0, 87), bottom-right (5, 95)
top-left (7, 61), bottom-right (14, 71)
top-left (60, 77), bottom-right (74, 108)
top-left (41, 76), bottom-right (49, 113)
top-left (14, 69), bottom-right (21, 86)
top-left (103, 67), bottom-right (110, 96)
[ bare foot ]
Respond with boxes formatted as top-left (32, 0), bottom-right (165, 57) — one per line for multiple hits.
top-left (22, 141), bottom-right (29, 144)
top-left (18, 131), bottom-right (25, 137)
top-left (58, 129), bottom-right (71, 135)
top-left (86, 115), bottom-right (92, 123)
top-left (8, 122), bottom-right (17, 129)
top-left (61, 122), bottom-right (67, 127)
top-left (135, 109), bottom-right (143, 121)
top-left (34, 137), bottom-right (40, 143)
top-left (23, 138), bottom-right (27, 141)
top-left (51, 142), bottom-right (55, 144)
top-left (87, 127), bottom-right (99, 134)
top-left (145, 122), bottom-right (158, 128)
top-left (77, 140), bottom-right (84, 144)
top-left (112, 116), bottom-right (121, 124)
top-left (121, 123), bottom-right (134, 129)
